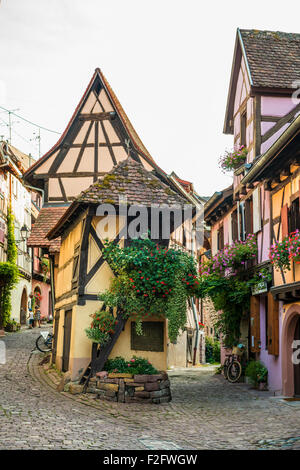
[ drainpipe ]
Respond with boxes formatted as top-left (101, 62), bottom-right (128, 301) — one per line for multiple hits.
top-left (49, 254), bottom-right (55, 320)
top-left (23, 183), bottom-right (44, 206)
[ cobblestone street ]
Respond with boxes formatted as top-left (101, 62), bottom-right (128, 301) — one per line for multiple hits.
top-left (0, 328), bottom-right (300, 450)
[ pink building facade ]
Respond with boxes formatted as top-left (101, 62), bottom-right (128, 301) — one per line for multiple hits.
top-left (205, 29), bottom-right (300, 394)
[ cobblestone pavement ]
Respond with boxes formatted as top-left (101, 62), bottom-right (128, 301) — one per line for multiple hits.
top-left (0, 327), bottom-right (300, 450)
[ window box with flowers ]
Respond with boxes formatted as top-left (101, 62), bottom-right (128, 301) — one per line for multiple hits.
top-left (218, 146), bottom-right (248, 173)
top-left (269, 230), bottom-right (300, 272)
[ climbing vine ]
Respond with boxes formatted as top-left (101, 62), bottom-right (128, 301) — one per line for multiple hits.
top-left (0, 208), bottom-right (19, 328)
top-left (95, 238), bottom-right (199, 343)
top-left (198, 235), bottom-right (261, 348)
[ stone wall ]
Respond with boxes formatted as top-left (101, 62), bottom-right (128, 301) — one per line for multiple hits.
top-left (87, 371), bottom-right (172, 404)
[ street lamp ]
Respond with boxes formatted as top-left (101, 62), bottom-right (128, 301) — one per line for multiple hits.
top-left (16, 224), bottom-right (29, 243)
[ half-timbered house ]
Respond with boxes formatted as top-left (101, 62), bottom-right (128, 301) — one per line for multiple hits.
top-left (243, 114), bottom-right (300, 397)
top-left (24, 68), bottom-right (205, 376)
top-left (46, 157), bottom-right (198, 379)
top-left (205, 29), bottom-right (300, 394)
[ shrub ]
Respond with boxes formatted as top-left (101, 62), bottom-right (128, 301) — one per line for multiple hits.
top-left (245, 360), bottom-right (268, 387)
top-left (104, 355), bottom-right (159, 375)
top-left (205, 336), bottom-right (221, 363)
top-left (4, 319), bottom-right (21, 332)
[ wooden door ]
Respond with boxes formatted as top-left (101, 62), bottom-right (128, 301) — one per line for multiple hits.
top-left (294, 316), bottom-right (300, 397)
top-left (62, 309), bottom-right (72, 372)
top-left (20, 288), bottom-right (27, 325)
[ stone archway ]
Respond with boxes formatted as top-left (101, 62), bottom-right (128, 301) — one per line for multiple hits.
top-left (281, 304), bottom-right (300, 397)
top-left (20, 288), bottom-right (27, 325)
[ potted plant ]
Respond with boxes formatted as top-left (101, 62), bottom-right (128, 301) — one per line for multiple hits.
top-left (245, 360), bottom-right (268, 390)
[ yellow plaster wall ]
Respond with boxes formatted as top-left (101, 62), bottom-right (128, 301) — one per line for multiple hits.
top-left (56, 216), bottom-right (84, 298)
top-left (109, 317), bottom-right (168, 372)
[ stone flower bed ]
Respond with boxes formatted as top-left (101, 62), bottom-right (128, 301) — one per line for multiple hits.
top-left (86, 371), bottom-right (172, 404)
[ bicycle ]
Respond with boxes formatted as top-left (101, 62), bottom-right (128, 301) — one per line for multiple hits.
top-left (36, 331), bottom-right (53, 352)
top-left (223, 344), bottom-right (245, 383)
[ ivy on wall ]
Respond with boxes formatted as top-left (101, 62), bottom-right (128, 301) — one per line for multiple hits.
top-left (0, 208), bottom-right (19, 329)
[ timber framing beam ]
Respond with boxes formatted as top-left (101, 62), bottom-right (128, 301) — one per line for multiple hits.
top-left (78, 111), bottom-right (116, 121)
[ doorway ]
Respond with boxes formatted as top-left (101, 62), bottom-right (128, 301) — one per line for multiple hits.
top-left (62, 309), bottom-right (72, 372)
top-left (294, 316), bottom-right (300, 397)
top-left (20, 288), bottom-right (27, 325)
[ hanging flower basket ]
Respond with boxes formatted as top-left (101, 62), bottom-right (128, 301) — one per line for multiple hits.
top-left (218, 146), bottom-right (248, 173)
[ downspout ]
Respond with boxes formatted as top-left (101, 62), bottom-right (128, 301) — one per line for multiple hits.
top-left (49, 254), bottom-right (55, 319)
top-left (23, 183), bottom-right (44, 206)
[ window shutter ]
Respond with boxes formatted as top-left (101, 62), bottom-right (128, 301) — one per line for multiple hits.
top-left (253, 187), bottom-right (261, 233)
top-left (250, 296), bottom-right (260, 353)
top-left (211, 229), bottom-right (218, 256)
top-left (281, 203), bottom-right (289, 238)
top-left (267, 292), bottom-right (279, 356)
top-left (245, 198), bottom-right (253, 236)
top-left (228, 213), bottom-right (232, 245)
top-left (231, 210), bottom-right (238, 242)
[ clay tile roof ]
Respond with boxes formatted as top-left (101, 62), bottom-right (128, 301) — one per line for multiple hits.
top-left (240, 29), bottom-right (300, 89)
top-left (27, 206), bottom-right (68, 253)
top-left (76, 156), bottom-right (188, 207)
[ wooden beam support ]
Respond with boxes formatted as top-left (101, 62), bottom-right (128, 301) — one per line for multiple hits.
top-left (78, 112), bottom-right (116, 122)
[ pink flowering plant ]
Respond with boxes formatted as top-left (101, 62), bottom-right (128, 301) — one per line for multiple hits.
top-left (198, 234), bottom-right (258, 347)
top-left (269, 230), bottom-right (300, 272)
top-left (199, 234), bottom-right (257, 278)
top-left (218, 146), bottom-right (248, 173)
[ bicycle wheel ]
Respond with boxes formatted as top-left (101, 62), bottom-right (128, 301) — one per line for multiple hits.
top-left (36, 334), bottom-right (52, 352)
top-left (227, 360), bottom-right (242, 383)
top-left (223, 358), bottom-right (230, 380)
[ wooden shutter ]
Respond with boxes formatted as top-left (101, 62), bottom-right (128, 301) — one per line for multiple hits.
top-left (228, 213), bottom-right (232, 245)
top-left (231, 210), bottom-right (238, 242)
top-left (218, 225), bottom-right (224, 250)
top-left (281, 203), bottom-right (289, 238)
top-left (245, 197), bottom-right (253, 236)
top-left (250, 296), bottom-right (261, 353)
top-left (267, 292), bottom-right (279, 356)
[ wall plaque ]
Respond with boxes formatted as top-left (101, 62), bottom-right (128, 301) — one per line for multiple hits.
top-left (131, 321), bottom-right (164, 352)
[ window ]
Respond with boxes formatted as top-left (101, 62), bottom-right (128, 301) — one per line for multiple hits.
top-left (217, 224), bottom-right (224, 250)
top-left (131, 321), bottom-right (164, 352)
top-left (231, 209), bottom-right (238, 242)
top-left (240, 111), bottom-right (247, 147)
top-left (71, 244), bottom-right (80, 290)
top-left (289, 197), bottom-right (300, 234)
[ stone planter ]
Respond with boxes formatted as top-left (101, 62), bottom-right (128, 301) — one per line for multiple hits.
top-left (87, 371), bottom-right (172, 404)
